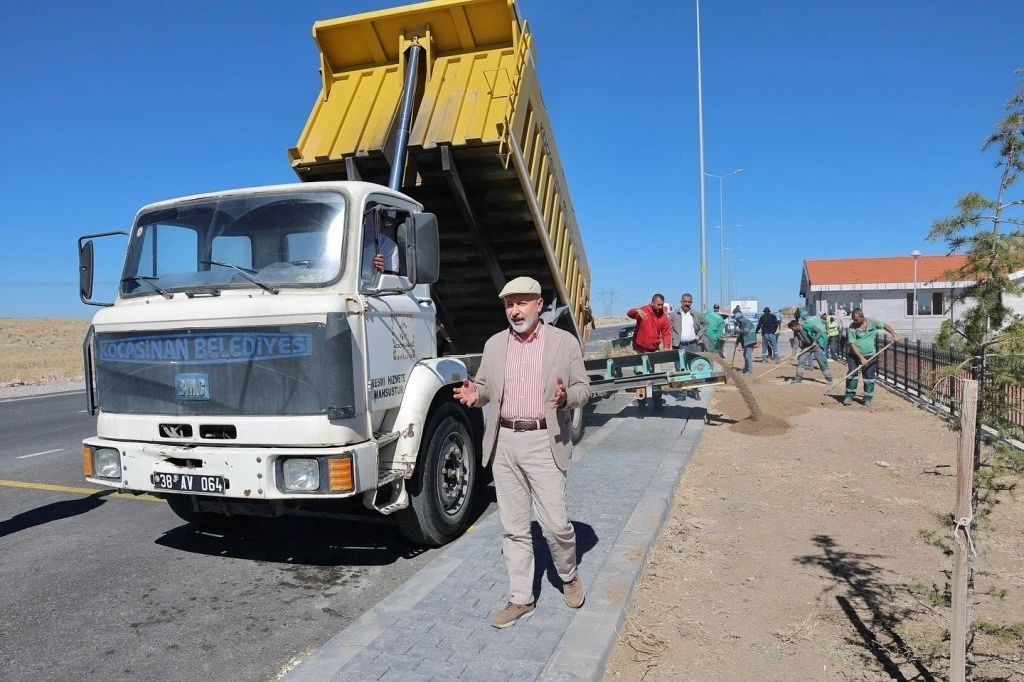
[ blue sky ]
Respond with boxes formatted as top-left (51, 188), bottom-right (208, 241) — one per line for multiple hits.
top-left (0, 0), bottom-right (1021, 318)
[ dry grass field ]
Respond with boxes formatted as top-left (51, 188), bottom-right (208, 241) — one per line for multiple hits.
top-left (0, 318), bottom-right (92, 383)
top-left (594, 316), bottom-right (631, 327)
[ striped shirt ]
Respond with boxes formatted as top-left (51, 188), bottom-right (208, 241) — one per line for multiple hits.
top-left (500, 322), bottom-right (546, 420)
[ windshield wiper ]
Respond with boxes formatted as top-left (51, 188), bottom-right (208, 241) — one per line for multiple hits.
top-left (201, 259), bottom-right (279, 295)
top-left (122, 276), bottom-right (173, 299)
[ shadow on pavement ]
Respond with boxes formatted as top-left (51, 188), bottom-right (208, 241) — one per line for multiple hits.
top-left (705, 411), bottom-right (738, 426)
top-left (155, 481), bottom-right (498, 567)
top-left (794, 534), bottom-right (938, 681)
top-left (585, 401), bottom-right (706, 427)
top-left (531, 520), bottom-right (598, 599)
top-left (0, 490), bottom-right (110, 540)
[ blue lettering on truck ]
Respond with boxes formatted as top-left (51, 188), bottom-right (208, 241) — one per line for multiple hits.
top-left (97, 333), bottom-right (313, 365)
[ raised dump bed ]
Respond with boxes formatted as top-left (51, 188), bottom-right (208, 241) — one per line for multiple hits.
top-left (288, 0), bottom-right (591, 351)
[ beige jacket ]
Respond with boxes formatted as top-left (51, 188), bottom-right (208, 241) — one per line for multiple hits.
top-left (472, 324), bottom-right (591, 471)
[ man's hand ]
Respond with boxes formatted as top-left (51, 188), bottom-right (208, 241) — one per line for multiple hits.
top-left (891, 336), bottom-right (901, 345)
top-left (550, 376), bottom-right (567, 409)
top-left (453, 378), bottom-right (478, 407)
top-left (635, 308), bottom-right (649, 320)
top-left (373, 253), bottom-right (385, 273)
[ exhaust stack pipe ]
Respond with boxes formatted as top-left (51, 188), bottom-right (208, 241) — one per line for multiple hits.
top-left (388, 43), bottom-right (424, 191)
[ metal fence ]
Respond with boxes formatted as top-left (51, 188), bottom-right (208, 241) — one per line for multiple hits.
top-left (829, 336), bottom-right (989, 425)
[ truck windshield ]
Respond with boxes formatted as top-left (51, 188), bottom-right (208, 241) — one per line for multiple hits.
top-left (120, 191), bottom-right (346, 297)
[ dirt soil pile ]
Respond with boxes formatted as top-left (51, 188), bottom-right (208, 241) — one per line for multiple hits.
top-left (697, 352), bottom-right (770, 425)
top-left (606, 378), bottom-right (1024, 681)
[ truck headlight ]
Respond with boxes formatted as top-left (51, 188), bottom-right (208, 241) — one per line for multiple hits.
top-left (94, 448), bottom-right (122, 479)
top-left (282, 458), bottom-right (320, 492)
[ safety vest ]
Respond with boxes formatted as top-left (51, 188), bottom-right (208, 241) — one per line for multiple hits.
top-left (825, 314), bottom-right (840, 338)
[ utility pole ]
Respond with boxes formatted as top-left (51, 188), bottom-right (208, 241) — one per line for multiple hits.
top-left (695, 0), bottom-right (708, 312)
top-left (596, 289), bottom-right (618, 317)
top-left (706, 168), bottom-right (743, 308)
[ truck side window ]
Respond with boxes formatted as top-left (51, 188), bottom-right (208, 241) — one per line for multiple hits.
top-left (360, 204), bottom-right (405, 285)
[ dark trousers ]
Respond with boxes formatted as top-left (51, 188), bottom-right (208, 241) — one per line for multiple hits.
top-left (845, 353), bottom-right (877, 397)
top-left (677, 340), bottom-right (701, 354)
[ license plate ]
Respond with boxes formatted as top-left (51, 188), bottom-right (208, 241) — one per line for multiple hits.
top-left (152, 471), bottom-right (225, 494)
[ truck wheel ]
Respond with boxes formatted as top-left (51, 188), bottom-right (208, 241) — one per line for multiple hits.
top-left (164, 495), bottom-right (241, 529)
top-left (398, 402), bottom-right (477, 546)
top-left (570, 406), bottom-right (585, 444)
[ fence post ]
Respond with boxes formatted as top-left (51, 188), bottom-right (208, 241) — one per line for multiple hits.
top-left (949, 346), bottom-right (957, 419)
top-left (950, 378), bottom-right (978, 682)
top-left (930, 341), bottom-right (937, 407)
top-left (915, 339), bottom-right (922, 395)
top-left (899, 337), bottom-right (906, 391)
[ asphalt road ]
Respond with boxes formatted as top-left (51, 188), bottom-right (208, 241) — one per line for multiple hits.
top-left (584, 324), bottom-right (628, 355)
top-left (0, 391), bottom-right (487, 681)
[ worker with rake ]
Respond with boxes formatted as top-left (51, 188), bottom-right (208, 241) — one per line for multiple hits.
top-left (789, 313), bottom-right (834, 386)
top-left (844, 308), bottom-right (899, 407)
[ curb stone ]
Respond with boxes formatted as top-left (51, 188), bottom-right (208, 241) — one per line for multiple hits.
top-left (540, 394), bottom-right (709, 679)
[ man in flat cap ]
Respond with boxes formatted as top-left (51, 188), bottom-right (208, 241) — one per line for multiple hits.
top-left (454, 276), bottom-right (591, 628)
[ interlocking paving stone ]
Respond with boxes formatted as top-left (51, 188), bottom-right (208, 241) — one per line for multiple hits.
top-left (286, 388), bottom-right (711, 681)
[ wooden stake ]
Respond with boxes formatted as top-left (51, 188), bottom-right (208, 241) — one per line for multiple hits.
top-left (950, 378), bottom-right (978, 682)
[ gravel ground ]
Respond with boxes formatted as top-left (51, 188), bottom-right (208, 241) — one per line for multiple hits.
top-left (0, 378), bottom-right (85, 400)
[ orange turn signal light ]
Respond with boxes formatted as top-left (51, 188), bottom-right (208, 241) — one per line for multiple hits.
top-left (328, 456), bottom-right (354, 493)
top-left (82, 446), bottom-right (94, 477)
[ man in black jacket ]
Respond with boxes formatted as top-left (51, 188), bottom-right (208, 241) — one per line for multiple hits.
top-left (755, 306), bottom-right (780, 363)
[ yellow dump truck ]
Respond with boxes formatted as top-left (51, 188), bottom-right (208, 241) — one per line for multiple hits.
top-left (288, 0), bottom-right (591, 349)
top-left (76, 0), bottom-right (594, 546)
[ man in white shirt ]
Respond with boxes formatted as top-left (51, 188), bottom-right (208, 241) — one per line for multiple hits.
top-left (671, 293), bottom-right (702, 353)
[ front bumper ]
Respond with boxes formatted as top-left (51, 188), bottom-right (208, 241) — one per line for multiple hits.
top-left (82, 438), bottom-right (378, 499)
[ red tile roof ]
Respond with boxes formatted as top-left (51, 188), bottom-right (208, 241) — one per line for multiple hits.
top-left (804, 255), bottom-right (970, 286)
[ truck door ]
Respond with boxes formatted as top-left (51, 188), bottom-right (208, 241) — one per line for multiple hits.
top-left (361, 202), bottom-right (435, 424)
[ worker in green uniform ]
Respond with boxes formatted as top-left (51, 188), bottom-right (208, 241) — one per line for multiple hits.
top-left (799, 309), bottom-right (822, 369)
top-left (735, 314), bottom-right (757, 374)
top-left (794, 311), bottom-right (834, 385)
top-left (845, 307), bottom-right (899, 406)
top-left (701, 309), bottom-right (726, 358)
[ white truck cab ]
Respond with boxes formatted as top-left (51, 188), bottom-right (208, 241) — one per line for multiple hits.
top-left (80, 182), bottom-right (482, 545)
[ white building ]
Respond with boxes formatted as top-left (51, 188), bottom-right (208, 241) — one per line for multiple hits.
top-left (799, 255), bottom-right (972, 341)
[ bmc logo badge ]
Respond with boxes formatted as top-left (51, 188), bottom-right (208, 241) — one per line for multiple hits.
top-left (175, 373), bottom-right (210, 401)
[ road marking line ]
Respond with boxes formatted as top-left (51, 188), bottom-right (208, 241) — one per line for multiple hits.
top-left (16, 448), bottom-right (65, 459)
top-left (0, 479), bottom-right (163, 502)
top-left (0, 390), bottom-right (85, 404)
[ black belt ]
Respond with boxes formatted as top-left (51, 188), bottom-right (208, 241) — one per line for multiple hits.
top-left (500, 417), bottom-right (547, 431)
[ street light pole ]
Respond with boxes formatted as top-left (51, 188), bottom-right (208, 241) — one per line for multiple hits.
top-left (724, 246), bottom-right (740, 304)
top-left (706, 168), bottom-right (743, 308)
top-left (695, 0), bottom-right (708, 311)
top-left (911, 249), bottom-right (921, 342)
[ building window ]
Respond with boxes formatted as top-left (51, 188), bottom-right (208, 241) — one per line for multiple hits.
top-left (906, 291), bottom-right (944, 316)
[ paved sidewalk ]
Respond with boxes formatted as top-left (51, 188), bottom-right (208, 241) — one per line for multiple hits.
top-left (285, 389), bottom-right (711, 681)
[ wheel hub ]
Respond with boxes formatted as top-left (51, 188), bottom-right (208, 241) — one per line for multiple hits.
top-left (436, 434), bottom-right (469, 515)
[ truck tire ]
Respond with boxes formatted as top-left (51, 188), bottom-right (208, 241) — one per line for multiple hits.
top-left (164, 494), bottom-right (243, 529)
top-left (398, 402), bottom-right (478, 546)
top-left (570, 406), bottom-right (585, 444)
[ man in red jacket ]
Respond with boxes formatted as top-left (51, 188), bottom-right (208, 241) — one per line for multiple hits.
top-left (627, 294), bottom-right (672, 353)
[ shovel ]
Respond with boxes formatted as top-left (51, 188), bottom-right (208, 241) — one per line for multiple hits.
top-left (823, 341), bottom-right (897, 395)
top-left (756, 343), bottom-right (816, 379)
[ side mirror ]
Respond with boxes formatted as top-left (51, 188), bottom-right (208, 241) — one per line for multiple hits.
top-left (408, 212), bottom-right (439, 285)
top-left (79, 240), bottom-right (95, 302)
top-left (78, 231), bottom-right (129, 307)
